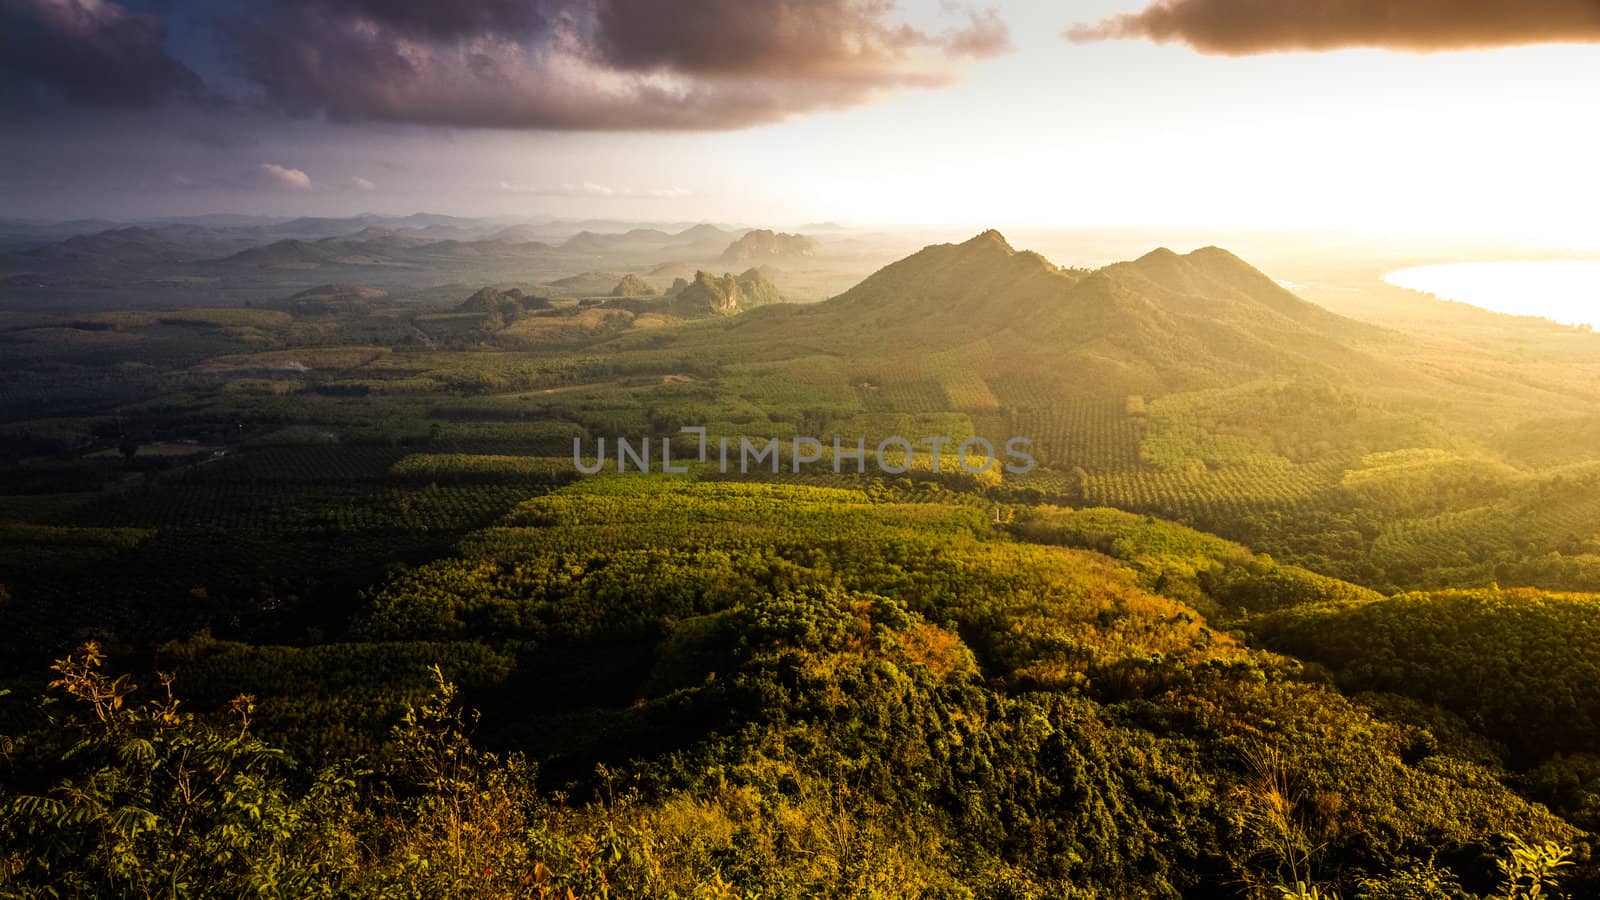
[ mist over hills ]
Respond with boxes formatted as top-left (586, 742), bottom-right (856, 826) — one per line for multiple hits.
top-left (0, 214), bottom-right (869, 309)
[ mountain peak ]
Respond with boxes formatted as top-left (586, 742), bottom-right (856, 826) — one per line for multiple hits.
top-left (964, 229), bottom-right (1013, 252)
top-left (1135, 247), bottom-right (1180, 263)
top-left (719, 229), bottom-right (816, 264)
top-left (794, 232), bottom-right (1383, 397)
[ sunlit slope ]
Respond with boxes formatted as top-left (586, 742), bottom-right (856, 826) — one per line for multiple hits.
top-left (703, 230), bottom-right (1399, 400)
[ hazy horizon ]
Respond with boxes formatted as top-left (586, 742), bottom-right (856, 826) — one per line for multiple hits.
top-left (5, 1), bottom-right (1600, 248)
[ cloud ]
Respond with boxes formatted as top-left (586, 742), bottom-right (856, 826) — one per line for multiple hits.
top-left (1066, 0), bottom-right (1600, 55)
top-left (260, 163), bottom-right (312, 190)
top-left (222, 0), bottom-right (1012, 129)
top-left (2, 0), bottom-right (1013, 129)
top-left (0, 0), bottom-right (203, 108)
top-left (499, 181), bottom-right (690, 199)
top-left (943, 8), bottom-right (1013, 59)
top-left (349, 176), bottom-right (377, 191)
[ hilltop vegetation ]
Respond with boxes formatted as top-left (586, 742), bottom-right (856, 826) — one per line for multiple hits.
top-left (1, 480), bottom-right (1588, 897)
top-left (669, 268), bottom-right (784, 316)
top-left (611, 273), bottom-right (657, 297)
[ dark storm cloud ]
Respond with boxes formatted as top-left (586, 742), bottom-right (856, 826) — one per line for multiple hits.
top-left (1067, 0), bottom-right (1600, 54)
top-left (0, 0), bottom-right (203, 107)
top-left (1, 0), bottom-right (1010, 129)
top-left (223, 0), bottom-right (1011, 129)
top-left (593, 0), bottom-right (934, 78)
top-left (285, 0), bottom-right (551, 40)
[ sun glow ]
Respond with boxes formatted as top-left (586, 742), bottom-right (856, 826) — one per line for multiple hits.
top-left (1387, 260), bottom-right (1600, 327)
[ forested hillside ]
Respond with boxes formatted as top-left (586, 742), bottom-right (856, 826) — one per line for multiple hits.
top-left (1, 479), bottom-right (1588, 897)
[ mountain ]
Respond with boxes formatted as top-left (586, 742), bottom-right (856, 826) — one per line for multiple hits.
top-left (26, 225), bottom-right (258, 266)
top-left (727, 230), bottom-right (1395, 399)
top-left (264, 216), bottom-right (387, 239)
top-left (719, 229), bottom-right (817, 264)
top-left (670, 268), bottom-right (784, 317)
top-left (674, 223), bottom-right (737, 243)
top-left (611, 274), bottom-right (657, 297)
top-left (488, 224), bottom-right (549, 243)
top-left (261, 213), bottom-right (493, 240)
top-left (211, 232), bottom-right (561, 270)
top-left (561, 229), bottom-right (675, 255)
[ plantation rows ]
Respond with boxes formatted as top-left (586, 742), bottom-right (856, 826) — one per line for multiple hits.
top-left (858, 379), bottom-right (949, 413)
top-left (65, 482), bottom-right (533, 532)
top-left (1011, 401), bottom-right (1148, 471)
top-left (1372, 487), bottom-right (1600, 574)
top-left (390, 453), bottom-right (578, 484)
top-left (0, 375), bottom-right (165, 421)
top-left (189, 446), bottom-right (411, 482)
top-left (937, 370), bottom-right (1003, 412)
top-left (0, 522), bottom-right (153, 572)
top-left (927, 347), bottom-right (1004, 412)
top-left (0, 491), bottom-right (94, 522)
top-left (1014, 459), bottom-right (1345, 523)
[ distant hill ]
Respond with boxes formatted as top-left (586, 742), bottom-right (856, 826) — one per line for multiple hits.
top-left (562, 230), bottom-right (673, 254)
top-left (487, 224), bottom-right (549, 243)
top-left (546, 272), bottom-right (623, 296)
top-left (275, 284), bottom-right (389, 315)
top-left (719, 229), bottom-right (817, 265)
top-left (457, 286), bottom-right (552, 315)
top-left (220, 239), bottom-right (337, 268)
top-left (674, 223), bottom-right (737, 243)
top-left (210, 233), bottom-right (560, 271)
top-left (27, 225), bottom-right (257, 266)
top-left (671, 268), bottom-right (784, 317)
top-left (611, 274), bottom-right (657, 298)
top-left (647, 261), bottom-right (700, 280)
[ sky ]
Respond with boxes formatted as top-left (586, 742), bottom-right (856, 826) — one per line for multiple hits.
top-left (3, 0), bottom-right (1599, 247)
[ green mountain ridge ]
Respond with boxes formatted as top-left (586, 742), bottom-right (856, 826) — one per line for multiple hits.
top-left (712, 230), bottom-right (1398, 399)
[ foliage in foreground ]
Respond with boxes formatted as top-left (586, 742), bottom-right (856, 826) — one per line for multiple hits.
top-left (5, 479), bottom-right (1593, 897)
top-left (0, 640), bottom-right (1583, 899)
